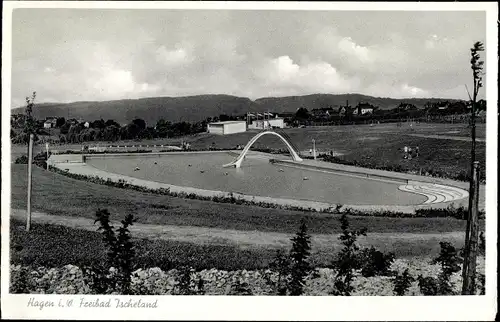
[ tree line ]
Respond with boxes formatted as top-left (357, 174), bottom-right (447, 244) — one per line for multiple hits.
top-left (60, 118), bottom-right (208, 143)
top-left (290, 99), bottom-right (486, 126)
top-left (11, 98), bottom-right (487, 144)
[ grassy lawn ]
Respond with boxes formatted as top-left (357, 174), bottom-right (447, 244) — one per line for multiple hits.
top-left (9, 218), bottom-right (471, 270)
top-left (9, 219), bottom-right (277, 270)
top-left (10, 165), bottom-right (475, 234)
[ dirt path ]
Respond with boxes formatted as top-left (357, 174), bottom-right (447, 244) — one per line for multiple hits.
top-left (10, 209), bottom-right (465, 251)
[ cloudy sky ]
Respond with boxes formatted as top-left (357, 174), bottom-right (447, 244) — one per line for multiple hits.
top-left (10, 9), bottom-right (486, 107)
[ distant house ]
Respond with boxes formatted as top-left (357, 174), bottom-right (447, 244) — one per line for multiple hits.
top-left (43, 118), bottom-right (57, 129)
top-left (352, 103), bottom-right (375, 116)
top-left (66, 118), bottom-right (79, 125)
top-left (311, 107), bottom-right (336, 117)
top-left (249, 117), bottom-right (285, 130)
top-left (338, 100), bottom-right (352, 117)
top-left (84, 122), bottom-right (90, 128)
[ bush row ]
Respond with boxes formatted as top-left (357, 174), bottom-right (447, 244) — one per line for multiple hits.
top-left (344, 205), bottom-right (485, 220)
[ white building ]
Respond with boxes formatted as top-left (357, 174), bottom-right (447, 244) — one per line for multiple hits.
top-left (207, 120), bottom-right (247, 135)
top-left (43, 118), bottom-right (57, 129)
top-left (248, 117), bottom-right (285, 130)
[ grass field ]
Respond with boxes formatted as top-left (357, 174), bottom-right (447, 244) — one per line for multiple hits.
top-left (8, 217), bottom-right (471, 270)
top-left (9, 219), bottom-right (277, 270)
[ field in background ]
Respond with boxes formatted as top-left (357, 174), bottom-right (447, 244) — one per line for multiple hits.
top-left (12, 123), bottom-right (486, 181)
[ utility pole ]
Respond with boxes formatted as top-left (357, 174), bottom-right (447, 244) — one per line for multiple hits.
top-left (24, 92), bottom-right (36, 232)
top-left (312, 139), bottom-right (316, 160)
top-left (46, 142), bottom-right (50, 170)
top-left (26, 133), bottom-right (34, 231)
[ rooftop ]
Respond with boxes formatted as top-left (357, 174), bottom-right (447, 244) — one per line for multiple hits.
top-left (208, 120), bottom-right (247, 125)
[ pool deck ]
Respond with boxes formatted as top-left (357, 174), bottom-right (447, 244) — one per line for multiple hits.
top-left (49, 150), bottom-right (484, 214)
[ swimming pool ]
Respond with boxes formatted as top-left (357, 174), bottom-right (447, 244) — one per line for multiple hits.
top-left (85, 152), bottom-right (427, 206)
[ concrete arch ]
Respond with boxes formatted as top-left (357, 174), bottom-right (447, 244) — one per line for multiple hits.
top-left (224, 130), bottom-right (303, 168)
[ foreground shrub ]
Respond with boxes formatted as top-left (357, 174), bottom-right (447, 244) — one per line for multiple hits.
top-left (358, 247), bottom-right (395, 278)
top-left (264, 219), bottom-right (315, 296)
top-left (266, 250), bottom-right (291, 295)
top-left (329, 214), bottom-right (397, 295)
top-left (330, 214), bottom-right (367, 295)
top-left (9, 266), bottom-right (31, 293)
top-left (417, 242), bottom-right (462, 295)
top-left (174, 266), bottom-right (205, 295)
top-left (84, 209), bottom-right (137, 294)
top-left (393, 268), bottom-right (415, 295)
top-left (417, 275), bottom-right (439, 295)
top-left (288, 219), bottom-right (313, 295)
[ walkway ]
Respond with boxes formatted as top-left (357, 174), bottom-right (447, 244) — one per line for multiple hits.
top-left (10, 209), bottom-right (466, 251)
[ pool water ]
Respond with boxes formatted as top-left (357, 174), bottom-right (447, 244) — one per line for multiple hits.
top-left (86, 152), bottom-right (426, 206)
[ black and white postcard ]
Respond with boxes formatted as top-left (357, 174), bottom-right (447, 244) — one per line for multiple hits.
top-left (1, 1), bottom-right (498, 321)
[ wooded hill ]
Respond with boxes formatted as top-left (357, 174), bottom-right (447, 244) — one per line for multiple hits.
top-left (12, 93), bottom-right (461, 125)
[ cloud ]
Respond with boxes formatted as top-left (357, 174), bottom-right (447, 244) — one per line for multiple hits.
top-left (155, 46), bottom-right (192, 66)
top-left (9, 9), bottom-right (487, 106)
top-left (364, 82), bottom-right (430, 98)
top-left (255, 56), bottom-right (358, 96)
top-left (337, 37), bottom-right (373, 63)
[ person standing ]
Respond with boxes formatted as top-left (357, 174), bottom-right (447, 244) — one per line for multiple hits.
top-left (416, 146), bottom-right (420, 157)
top-left (403, 146), bottom-right (408, 159)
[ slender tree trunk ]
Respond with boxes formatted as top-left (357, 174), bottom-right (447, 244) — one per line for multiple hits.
top-left (26, 134), bottom-right (34, 232)
top-left (462, 75), bottom-right (479, 294)
top-left (462, 161), bottom-right (480, 294)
